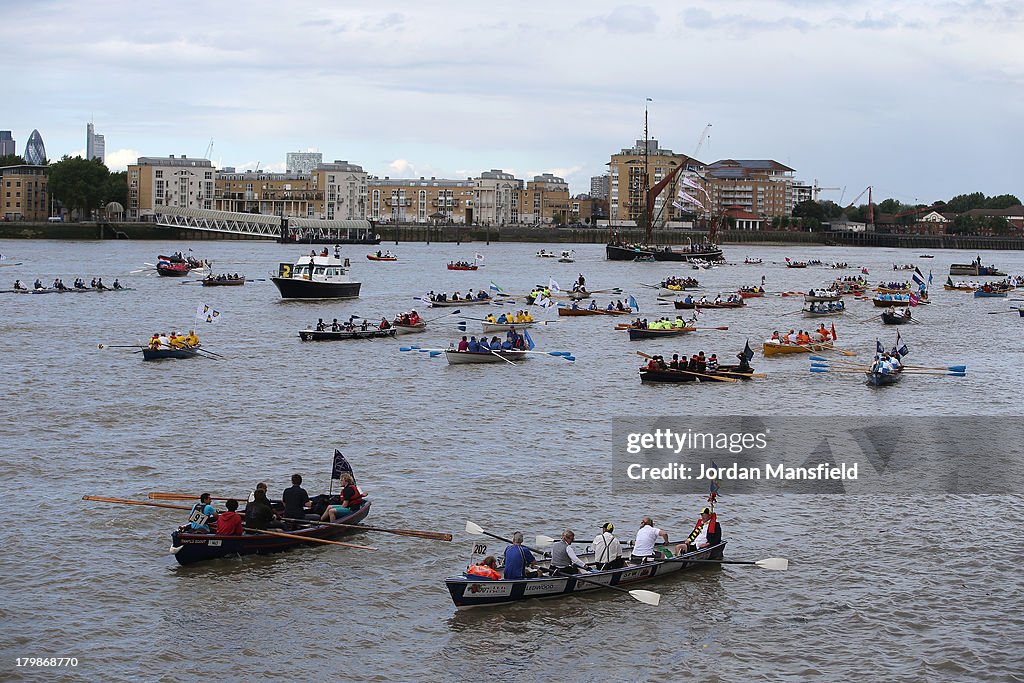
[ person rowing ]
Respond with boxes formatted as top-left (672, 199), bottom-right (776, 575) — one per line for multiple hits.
top-left (631, 517), bottom-right (668, 564)
top-left (550, 529), bottom-right (590, 576)
top-left (13, 279), bottom-right (26, 290)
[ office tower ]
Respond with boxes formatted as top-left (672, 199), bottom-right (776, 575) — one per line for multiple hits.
top-left (23, 129), bottom-right (46, 165)
top-left (87, 122), bottom-right (105, 163)
top-left (0, 131), bottom-right (15, 156)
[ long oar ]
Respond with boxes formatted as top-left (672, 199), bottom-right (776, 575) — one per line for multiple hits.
top-left (489, 350), bottom-right (517, 366)
top-left (569, 573), bottom-right (661, 606)
top-left (465, 521), bottom-right (546, 555)
top-left (635, 351), bottom-right (737, 382)
top-left (149, 492), bottom-right (247, 502)
top-left (98, 343), bottom-right (145, 350)
top-left (671, 557), bottom-right (788, 570)
top-left (242, 527), bottom-right (377, 550)
top-left (715, 370), bottom-right (768, 379)
top-left (193, 348), bottom-right (222, 361)
top-left (84, 495), bottom-right (191, 511)
top-left (424, 308), bottom-right (461, 323)
top-left (903, 364), bottom-right (967, 372)
top-left (282, 517), bottom-right (451, 541)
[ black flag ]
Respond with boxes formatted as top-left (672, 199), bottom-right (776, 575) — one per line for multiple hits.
top-left (742, 339), bottom-right (754, 362)
top-left (331, 449), bottom-right (354, 481)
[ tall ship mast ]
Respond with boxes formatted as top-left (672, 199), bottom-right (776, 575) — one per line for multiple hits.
top-left (606, 103), bottom-right (724, 262)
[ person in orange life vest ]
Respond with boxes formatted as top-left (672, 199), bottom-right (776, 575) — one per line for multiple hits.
top-left (675, 507), bottom-right (722, 555)
top-left (646, 358), bottom-right (659, 371)
top-left (321, 473), bottom-right (365, 523)
top-left (466, 555), bottom-right (501, 580)
top-left (409, 310), bottom-right (421, 325)
top-left (215, 499), bottom-right (243, 536)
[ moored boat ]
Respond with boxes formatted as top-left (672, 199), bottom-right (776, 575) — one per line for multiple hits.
top-left (272, 253), bottom-right (361, 299)
top-left (444, 350), bottom-right (528, 365)
top-left (142, 348), bottom-right (200, 361)
top-left (445, 541), bottom-right (726, 608)
top-left (170, 503), bottom-right (371, 565)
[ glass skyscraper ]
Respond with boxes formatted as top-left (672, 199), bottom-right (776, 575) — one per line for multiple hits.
top-left (24, 129), bottom-right (46, 165)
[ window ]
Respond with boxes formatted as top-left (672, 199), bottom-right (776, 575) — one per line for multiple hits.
top-left (156, 170), bottom-right (163, 178)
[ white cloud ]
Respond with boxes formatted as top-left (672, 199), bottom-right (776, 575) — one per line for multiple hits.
top-left (105, 149), bottom-right (142, 171)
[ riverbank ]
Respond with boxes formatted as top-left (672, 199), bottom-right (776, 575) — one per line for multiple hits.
top-left (2, 220), bottom-right (1022, 251)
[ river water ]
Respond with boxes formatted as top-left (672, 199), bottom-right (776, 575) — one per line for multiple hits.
top-left (1, 238), bottom-right (1021, 681)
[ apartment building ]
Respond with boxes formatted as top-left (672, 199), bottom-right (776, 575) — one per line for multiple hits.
top-left (214, 170), bottom-right (321, 217)
top-left (1, 165), bottom-right (49, 221)
top-left (127, 155), bottom-right (214, 220)
top-left (368, 176), bottom-right (476, 224)
top-left (523, 173), bottom-right (570, 224)
top-left (474, 169), bottom-right (523, 226)
top-left (608, 139), bottom-right (703, 226)
top-left (704, 159), bottom-right (798, 218)
top-left (312, 161), bottom-right (367, 220)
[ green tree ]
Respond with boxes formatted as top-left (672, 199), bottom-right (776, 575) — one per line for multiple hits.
top-left (0, 154), bottom-right (27, 168)
top-left (47, 155), bottom-right (110, 218)
top-left (985, 194), bottom-right (1022, 209)
top-left (792, 200), bottom-right (825, 222)
top-left (876, 198), bottom-right (906, 215)
top-left (820, 200), bottom-right (844, 219)
top-left (945, 192), bottom-right (986, 213)
top-left (104, 171), bottom-right (128, 208)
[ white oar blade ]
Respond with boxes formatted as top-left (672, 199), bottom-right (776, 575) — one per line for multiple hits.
top-left (465, 521), bottom-right (484, 536)
top-left (534, 535), bottom-right (557, 546)
top-left (630, 589), bottom-right (661, 606)
top-left (755, 557), bottom-right (789, 571)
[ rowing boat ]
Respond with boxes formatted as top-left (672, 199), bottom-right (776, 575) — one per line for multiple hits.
top-left (444, 350), bottom-right (528, 365)
top-left (973, 289), bottom-right (1008, 298)
top-left (673, 300), bottom-right (743, 309)
top-left (738, 289), bottom-right (765, 298)
top-left (428, 298), bottom-right (491, 307)
top-left (558, 307), bottom-right (632, 317)
top-left (627, 326), bottom-right (695, 341)
top-left (762, 339), bottom-right (833, 356)
top-left (142, 348), bottom-right (200, 361)
top-left (873, 295), bottom-right (913, 307)
top-left (170, 502), bottom-right (370, 565)
top-left (639, 365), bottom-right (753, 382)
top-left (299, 328), bottom-right (396, 341)
top-left (447, 263), bottom-right (478, 271)
top-left (367, 254), bottom-right (397, 261)
top-left (866, 366), bottom-right (903, 386)
top-left (802, 306), bottom-right (845, 317)
top-left (4, 286), bottom-right (133, 295)
top-left (201, 276), bottom-right (245, 286)
top-left (393, 322), bottom-right (427, 335)
top-left (445, 541), bottom-right (725, 608)
top-left (481, 321), bottom-right (536, 333)
top-left (804, 291), bottom-right (842, 303)
top-left (157, 262), bottom-right (191, 277)
top-left (881, 310), bottom-right (913, 325)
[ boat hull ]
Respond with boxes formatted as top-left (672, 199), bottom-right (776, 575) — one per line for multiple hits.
top-left (881, 312), bottom-right (912, 325)
top-left (640, 365), bottom-right (752, 382)
top-left (873, 297), bottom-right (912, 307)
top-left (170, 503), bottom-right (370, 565)
top-left (558, 307), bottom-right (632, 316)
top-left (428, 298), bottom-right (491, 307)
top-left (393, 323), bottom-right (426, 335)
top-left (201, 278), bottom-right (245, 287)
top-left (866, 370), bottom-right (903, 386)
top-left (444, 350), bottom-right (527, 364)
top-left (299, 328), bottom-right (396, 341)
top-left (627, 327), bottom-right (694, 341)
top-left (606, 244), bottom-right (723, 262)
top-left (366, 255), bottom-right (397, 261)
top-left (673, 301), bottom-right (743, 309)
top-left (142, 348), bottom-right (200, 361)
top-left (481, 321), bottom-right (535, 333)
top-left (272, 278), bottom-right (361, 299)
top-left (157, 264), bottom-right (190, 277)
top-left (446, 541), bottom-right (725, 608)
top-left (447, 265), bottom-right (478, 271)
top-left (763, 340), bottom-right (833, 356)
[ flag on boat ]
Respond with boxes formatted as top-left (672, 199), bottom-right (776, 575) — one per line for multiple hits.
top-left (628, 295), bottom-right (639, 312)
top-left (474, 253), bottom-right (485, 262)
top-left (676, 191), bottom-right (706, 211)
top-left (928, 270), bottom-right (934, 285)
top-left (419, 295), bottom-right (432, 306)
top-left (830, 322), bottom-right (838, 341)
top-left (909, 293), bottom-right (920, 307)
top-left (534, 295), bottom-right (553, 308)
top-left (549, 278), bottom-right (560, 293)
top-left (196, 303), bottom-right (221, 323)
top-left (912, 270), bottom-right (926, 287)
top-left (707, 459), bottom-right (721, 507)
top-left (331, 449), bottom-right (354, 481)
top-left (489, 281), bottom-right (505, 294)
top-left (894, 330), bottom-right (908, 358)
top-left (524, 329), bottom-right (535, 351)
top-left (742, 339), bottom-right (754, 362)
top-left (876, 339), bottom-right (884, 355)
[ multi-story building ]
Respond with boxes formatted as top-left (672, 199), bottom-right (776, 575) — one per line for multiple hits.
top-left (523, 173), bottom-right (570, 225)
top-left (126, 155), bottom-right (215, 220)
top-left (1, 165), bottom-right (49, 221)
top-left (704, 160), bottom-right (798, 219)
top-left (0, 131), bottom-right (15, 157)
top-left (214, 170), bottom-right (321, 217)
top-left (367, 176), bottom-right (475, 224)
top-left (23, 130), bottom-right (46, 165)
top-left (473, 169), bottom-right (522, 226)
top-left (312, 161), bottom-right (367, 221)
top-left (286, 151), bottom-right (323, 174)
top-left (608, 138), bottom-right (703, 227)
top-left (86, 123), bottom-right (105, 163)
top-left (589, 174), bottom-right (609, 200)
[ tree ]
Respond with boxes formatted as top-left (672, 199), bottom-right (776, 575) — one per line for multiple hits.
top-left (876, 198), bottom-right (905, 215)
top-left (0, 154), bottom-right (26, 168)
top-left (792, 200), bottom-right (825, 222)
top-left (47, 155), bottom-right (110, 218)
top-left (820, 200), bottom-right (844, 219)
top-left (986, 194), bottom-right (1022, 209)
top-left (945, 192), bottom-right (986, 213)
top-left (104, 171), bottom-right (128, 208)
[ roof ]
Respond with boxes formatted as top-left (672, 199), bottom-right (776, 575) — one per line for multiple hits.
top-left (706, 159), bottom-right (795, 179)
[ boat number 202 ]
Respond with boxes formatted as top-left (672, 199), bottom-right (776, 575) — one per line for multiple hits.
top-left (473, 544), bottom-right (487, 554)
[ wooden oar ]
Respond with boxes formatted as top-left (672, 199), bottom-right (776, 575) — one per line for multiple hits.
top-left (84, 495), bottom-right (190, 511)
top-left (715, 370), bottom-right (768, 379)
top-left (242, 527), bottom-right (377, 550)
top-left (150, 492), bottom-right (245, 502)
top-left (423, 308), bottom-right (461, 323)
top-left (634, 351), bottom-right (737, 382)
top-left (282, 517), bottom-right (452, 541)
top-left (489, 350), bottom-right (518, 366)
top-left (902, 364), bottom-right (967, 372)
top-left (97, 343), bottom-right (144, 350)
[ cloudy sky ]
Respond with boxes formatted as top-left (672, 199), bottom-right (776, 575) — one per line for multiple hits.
top-left (6, 0), bottom-right (1022, 204)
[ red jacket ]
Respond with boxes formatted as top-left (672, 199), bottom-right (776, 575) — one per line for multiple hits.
top-left (215, 511), bottom-right (243, 536)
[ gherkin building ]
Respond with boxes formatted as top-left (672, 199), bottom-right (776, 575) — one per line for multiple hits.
top-left (24, 129), bottom-right (46, 165)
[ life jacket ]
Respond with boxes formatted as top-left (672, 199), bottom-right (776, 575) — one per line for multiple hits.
top-left (188, 503), bottom-right (211, 529)
top-left (466, 564), bottom-right (501, 580)
top-left (343, 484), bottom-right (365, 509)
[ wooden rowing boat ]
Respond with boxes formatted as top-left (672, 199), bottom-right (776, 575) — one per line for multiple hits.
top-left (873, 296), bottom-right (912, 307)
top-left (738, 289), bottom-right (764, 298)
top-left (445, 541), bottom-right (726, 608)
top-left (4, 286), bottom-right (133, 294)
top-left (299, 328), bottom-right (396, 341)
top-left (170, 502), bottom-right (370, 565)
top-left (558, 307), bottom-right (632, 317)
top-left (429, 298), bottom-right (492, 307)
top-left (802, 306), bottom-right (846, 317)
top-left (481, 321), bottom-right (535, 333)
top-left (639, 365), bottom-right (753, 382)
top-left (973, 289), bottom-right (1008, 298)
top-left (673, 300), bottom-right (744, 309)
top-left (142, 348), bottom-right (200, 361)
top-left (157, 262), bottom-right (191, 277)
top-left (627, 326), bottom-right (695, 341)
top-left (447, 263), bottom-right (478, 271)
top-left (881, 310), bottom-right (913, 325)
top-left (393, 322), bottom-right (426, 335)
top-left (762, 339), bottom-right (833, 357)
top-left (804, 291), bottom-right (842, 303)
top-left (444, 350), bottom-right (528, 364)
top-left (865, 366), bottom-right (903, 386)
top-left (202, 276), bottom-right (245, 286)
top-left (367, 254), bottom-right (397, 261)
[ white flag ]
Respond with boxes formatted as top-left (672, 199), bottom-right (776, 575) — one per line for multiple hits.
top-left (474, 253), bottom-right (485, 261)
top-left (535, 295), bottom-right (553, 308)
top-left (679, 191), bottom-right (706, 211)
top-left (682, 175), bottom-right (710, 198)
top-left (204, 308), bottom-right (221, 324)
top-left (549, 278), bottom-right (560, 293)
top-left (196, 302), bottom-right (210, 319)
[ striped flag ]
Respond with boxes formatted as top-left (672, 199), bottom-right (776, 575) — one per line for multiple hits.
top-left (489, 281), bottom-right (505, 294)
top-left (628, 295), bottom-right (639, 312)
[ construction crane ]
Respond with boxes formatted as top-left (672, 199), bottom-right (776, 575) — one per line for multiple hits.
top-left (693, 123), bottom-right (712, 159)
top-left (203, 138), bottom-right (214, 160)
top-left (812, 179), bottom-right (840, 201)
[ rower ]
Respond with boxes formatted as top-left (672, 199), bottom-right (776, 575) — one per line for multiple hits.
top-left (676, 507), bottom-right (722, 555)
top-left (631, 517), bottom-right (668, 564)
top-left (149, 333), bottom-right (161, 350)
top-left (316, 318), bottom-right (327, 332)
top-left (13, 280), bottom-right (25, 290)
top-left (549, 530), bottom-right (589, 576)
top-left (184, 329), bottom-right (200, 347)
top-left (113, 278), bottom-right (123, 290)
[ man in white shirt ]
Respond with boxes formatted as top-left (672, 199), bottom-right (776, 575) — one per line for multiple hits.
top-left (631, 516), bottom-right (669, 564)
top-left (593, 523), bottom-right (623, 570)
